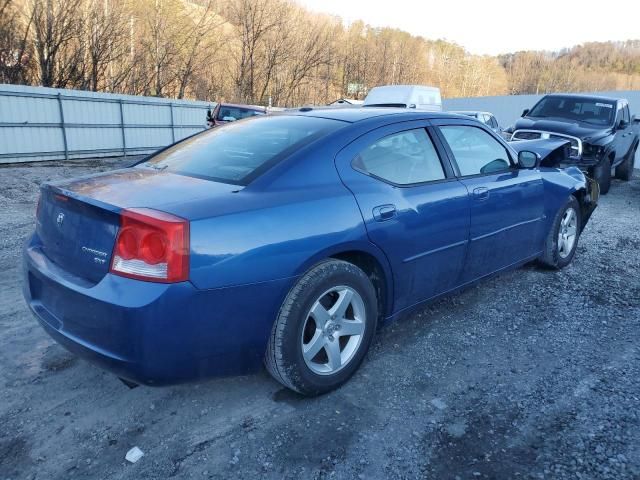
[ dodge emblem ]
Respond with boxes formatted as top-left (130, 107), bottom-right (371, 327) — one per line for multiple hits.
top-left (56, 212), bottom-right (65, 227)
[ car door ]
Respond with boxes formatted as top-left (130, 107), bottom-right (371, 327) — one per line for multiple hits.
top-left (433, 119), bottom-right (545, 283)
top-left (618, 102), bottom-right (634, 162)
top-left (334, 120), bottom-right (470, 311)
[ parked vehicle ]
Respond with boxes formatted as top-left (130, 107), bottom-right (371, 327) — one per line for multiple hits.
top-left (363, 85), bottom-right (442, 111)
top-left (450, 110), bottom-right (503, 135)
top-left (508, 94), bottom-right (639, 194)
top-left (329, 98), bottom-right (364, 106)
top-left (206, 102), bottom-right (266, 128)
top-left (23, 108), bottom-right (598, 396)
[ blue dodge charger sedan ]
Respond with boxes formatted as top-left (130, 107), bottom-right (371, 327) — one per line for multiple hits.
top-left (23, 108), bottom-right (598, 395)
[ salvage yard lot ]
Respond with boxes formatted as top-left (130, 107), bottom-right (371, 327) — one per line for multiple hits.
top-left (1, 158), bottom-right (639, 480)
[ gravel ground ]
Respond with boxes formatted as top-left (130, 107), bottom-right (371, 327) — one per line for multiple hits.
top-left (1, 158), bottom-right (639, 480)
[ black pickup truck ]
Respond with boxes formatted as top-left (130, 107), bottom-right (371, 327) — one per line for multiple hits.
top-left (508, 94), bottom-right (639, 194)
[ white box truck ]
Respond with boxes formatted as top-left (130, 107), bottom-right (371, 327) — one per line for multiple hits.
top-left (363, 85), bottom-right (442, 111)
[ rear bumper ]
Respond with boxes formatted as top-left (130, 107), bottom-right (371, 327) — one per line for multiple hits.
top-left (23, 237), bottom-right (293, 385)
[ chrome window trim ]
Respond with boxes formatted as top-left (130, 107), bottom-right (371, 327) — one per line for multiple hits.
top-left (511, 129), bottom-right (582, 157)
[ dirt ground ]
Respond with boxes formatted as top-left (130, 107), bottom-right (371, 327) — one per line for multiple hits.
top-left (1, 158), bottom-right (639, 480)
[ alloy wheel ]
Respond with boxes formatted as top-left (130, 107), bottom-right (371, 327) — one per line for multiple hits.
top-left (558, 207), bottom-right (578, 258)
top-left (301, 286), bottom-right (366, 375)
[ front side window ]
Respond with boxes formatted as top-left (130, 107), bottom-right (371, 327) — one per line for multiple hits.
top-left (142, 115), bottom-right (342, 185)
top-left (353, 129), bottom-right (445, 185)
top-left (623, 104), bottom-right (631, 124)
top-left (439, 125), bottom-right (512, 176)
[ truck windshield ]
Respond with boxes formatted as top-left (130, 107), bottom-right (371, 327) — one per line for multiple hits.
top-left (141, 115), bottom-right (343, 185)
top-left (527, 96), bottom-right (615, 126)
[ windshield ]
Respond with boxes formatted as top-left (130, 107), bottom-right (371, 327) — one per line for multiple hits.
top-left (527, 96), bottom-right (615, 126)
top-left (217, 106), bottom-right (265, 121)
top-left (142, 115), bottom-right (343, 185)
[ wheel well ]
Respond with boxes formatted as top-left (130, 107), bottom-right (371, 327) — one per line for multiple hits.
top-left (331, 251), bottom-right (388, 320)
top-left (572, 188), bottom-right (595, 230)
top-left (572, 190), bottom-right (586, 211)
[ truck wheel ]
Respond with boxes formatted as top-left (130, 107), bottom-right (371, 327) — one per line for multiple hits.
top-left (592, 159), bottom-right (611, 195)
top-left (538, 196), bottom-right (581, 269)
top-left (265, 259), bottom-right (378, 396)
top-left (615, 144), bottom-right (636, 181)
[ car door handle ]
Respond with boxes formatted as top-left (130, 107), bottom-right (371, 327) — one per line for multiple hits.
top-left (372, 204), bottom-right (396, 222)
top-left (473, 187), bottom-right (489, 200)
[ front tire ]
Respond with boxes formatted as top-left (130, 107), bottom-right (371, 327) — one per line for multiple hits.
top-left (265, 259), bottom-right (378, 396)
top-left (615, 144), bottom-right (636, 181)
top-left (538, 196), bottom-right (581, 269)
top-left (592, 159), bottom-right (612, 195)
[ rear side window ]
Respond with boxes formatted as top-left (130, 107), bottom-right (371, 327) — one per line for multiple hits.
top-left (440, 125), bottom-right (512, 176)
top-left (217, 106), bottom-right (264, 121)
top-left (353, 129), bottom-right (445, 185)
top-left (142, 116), bottom-right (342, 185)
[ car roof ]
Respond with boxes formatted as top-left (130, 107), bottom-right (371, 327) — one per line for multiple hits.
top-left (450, 110), bottom-right (493, 116)
top-left (543, 93), bottom-right (623, 104)
top-left (220, 102), bottom-right (266, 111)
top-left (281, 107), bottom-right (463, 123)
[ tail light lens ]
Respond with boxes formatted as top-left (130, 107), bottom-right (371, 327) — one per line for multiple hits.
top-left (110, 208), bottom-right (189, 283)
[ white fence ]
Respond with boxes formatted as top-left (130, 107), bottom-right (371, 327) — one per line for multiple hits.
top-left (443, 90), bottom-right (640, 167)
top-left (2, 85), bottom-right (638, 167)
top-left (0, 84), bottom-right (212, 164)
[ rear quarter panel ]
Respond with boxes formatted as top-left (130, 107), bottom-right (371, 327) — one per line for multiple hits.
top-left (185, 140), bottom-right (392, 296)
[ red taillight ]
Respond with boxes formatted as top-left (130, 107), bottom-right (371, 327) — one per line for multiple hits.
top-left (110, 208), bottom-right (189, 283)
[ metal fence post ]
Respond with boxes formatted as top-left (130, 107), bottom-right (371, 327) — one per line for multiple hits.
top-left (169, 103), bottom-right (176, 143)
top-left (56, 93), bottom-right (69, 160)
top-left (119, 99), bottom-right (126, 156)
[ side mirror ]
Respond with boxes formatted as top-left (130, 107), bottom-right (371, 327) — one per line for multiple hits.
top-left (521, 108), bottom-right (529, 117)
top-left (518, 150), bottom-right (539, 169)
top-left (206, 108), bottom-right (213, 121)
top-left (617, 119), bottom-right (629, 130)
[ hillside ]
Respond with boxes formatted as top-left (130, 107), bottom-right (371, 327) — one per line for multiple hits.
top-left (1, 0), bottom-right (639, 105)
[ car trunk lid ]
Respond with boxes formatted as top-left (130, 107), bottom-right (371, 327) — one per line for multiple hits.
top-left (36, 167), bottom-right (240, 283)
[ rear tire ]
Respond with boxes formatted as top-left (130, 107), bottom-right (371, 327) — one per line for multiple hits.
top-left (615, 144), bottom-right (636, 181)
top-left (265, 259), bottom-right (378, 396)
top-left (538, 196), bottom-right (581, 269)
top-left (592, 159), bottom-right (611, 195)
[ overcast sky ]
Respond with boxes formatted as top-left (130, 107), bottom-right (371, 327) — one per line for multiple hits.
top-left (296, 0), bottom-right (640, 55)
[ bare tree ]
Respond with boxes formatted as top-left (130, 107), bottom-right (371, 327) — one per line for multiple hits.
top-left (174, 0), bottom-right (224, 99)
top-left (0, 0), bottom-right (33, 84)
top-left (83, 0), bottom-right (128, 91)
top-left (28, 0), bottom-right (83, 87)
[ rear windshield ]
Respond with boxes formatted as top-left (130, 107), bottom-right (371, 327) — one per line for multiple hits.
top-left (527, 96), bottom-right (615, 126)
top-left (141, 116), bottom-right (343, 185)
top-left (217, 106), bottom-right (264, 121)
